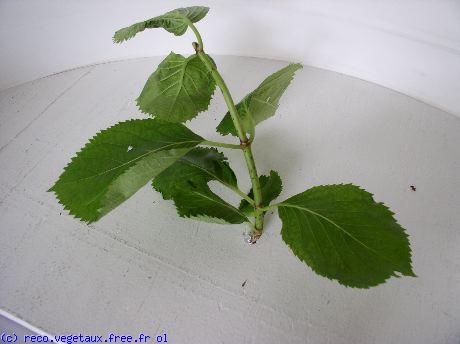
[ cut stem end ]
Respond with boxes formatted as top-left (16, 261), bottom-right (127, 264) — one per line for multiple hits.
top-left (246, 228), bottom-right (262, 245)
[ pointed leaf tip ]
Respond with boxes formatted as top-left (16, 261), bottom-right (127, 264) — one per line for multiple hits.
top-left (278, 184), bottom-right (414, 288)
top-left (152, 147), bottom-right (248, 224)
top-left (50, 119), bottom-right (203, 222)
top-left (217, 63), bottom-right (303, 136)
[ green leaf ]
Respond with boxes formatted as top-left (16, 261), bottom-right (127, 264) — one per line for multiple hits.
top-left (136, 52), bottom-right (216, 123)
top-left (278, 184), bottom-right (415, 288)
top-left (239, 170), bottom-right (282, 216)
top-left (217, 63), bottom-right (303, 136)
top-left (113, 6), bottom-right (209, 43)
top-left (49, 119), bottom-right (203, 222)
top-left (152, 147), bottom-right (248, 224)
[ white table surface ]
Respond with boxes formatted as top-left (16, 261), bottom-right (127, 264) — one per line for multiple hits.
top-left (0, 56), bottom-right (459, 343)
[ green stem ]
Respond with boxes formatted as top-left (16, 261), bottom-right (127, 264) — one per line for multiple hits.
top-left (199, 52), bottom-right (264, 230)
top-left (201, 140), bottom-right (241, 150)
top-left (197, 52), bottom-right (247, 139)
top-left (242, 146), bottom-right (264, 229)
top-left (186, 20), bottom-right (265, 237)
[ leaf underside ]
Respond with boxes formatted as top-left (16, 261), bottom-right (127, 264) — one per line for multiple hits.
top-left (239, 170), bottom-right (282, 216)
top-left (137, 52), bottom-right (216, 123)
top-left (49, 119), bottom-right (203, 222)
top-left (152, 147), bottom-right (248, 224)
top-left (278, 184), bottom-right (415, 288)
top-left (217, 63), bottom-right (303, 136)
top-left (113, 6), bottom-right (209, 43)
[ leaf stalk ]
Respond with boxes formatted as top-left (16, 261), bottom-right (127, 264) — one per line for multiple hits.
top-left (201, 140), bottom-right (241, 150)
top-left (259, 204), bottom-right (279, 212)
top-left (187, 21), bottom-right (204, 51)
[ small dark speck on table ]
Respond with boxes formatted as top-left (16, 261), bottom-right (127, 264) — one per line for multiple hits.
top-left (242, 280), bottom-right (247, 287)
top-left (410, 185), bottom-right (416, 191)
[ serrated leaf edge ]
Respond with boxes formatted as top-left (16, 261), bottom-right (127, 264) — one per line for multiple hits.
top-left (136, 52), bottom-right (216, 123)
top-left (216, 63), bottom-right (303, 136)
top-left (49, 119), bottom-right (203, 222)
top-left (278, 183), bottom-right (415, 288)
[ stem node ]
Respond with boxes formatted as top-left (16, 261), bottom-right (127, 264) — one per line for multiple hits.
top-left (192, 41), bottom-right (203, 53)
top-left (240, 138), bottom-right (251, 148)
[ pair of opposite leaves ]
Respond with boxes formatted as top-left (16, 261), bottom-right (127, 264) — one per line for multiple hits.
top-left (50, 6), bottom-right (414, 288)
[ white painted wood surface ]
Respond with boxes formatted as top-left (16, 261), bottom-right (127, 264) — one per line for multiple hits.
top-left (0, 56), bottom-right (459, 343)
